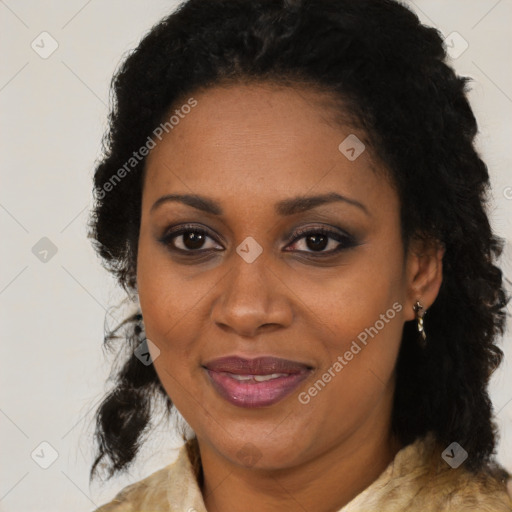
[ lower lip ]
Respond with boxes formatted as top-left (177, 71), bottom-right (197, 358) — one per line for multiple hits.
top-left (205, 369), bottom-right (311, 408)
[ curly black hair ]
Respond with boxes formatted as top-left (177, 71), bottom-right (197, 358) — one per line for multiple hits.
top-left (87, 0), bottom-right (510, 482)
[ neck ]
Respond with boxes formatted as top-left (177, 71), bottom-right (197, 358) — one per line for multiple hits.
top-left (199, 398), bottom-right (402, 512)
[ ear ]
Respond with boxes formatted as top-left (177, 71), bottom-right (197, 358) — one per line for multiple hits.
top-left (403, 236), bottom-right (445, 322)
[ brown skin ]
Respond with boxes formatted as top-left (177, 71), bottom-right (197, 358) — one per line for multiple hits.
top-left (136, 82), bottom-right (444, 512)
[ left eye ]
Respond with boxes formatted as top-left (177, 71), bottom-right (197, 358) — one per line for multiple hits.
top-left (286, 228), bottom-right (355, 254)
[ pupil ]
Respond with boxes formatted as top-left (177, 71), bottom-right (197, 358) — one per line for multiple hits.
top-left (184, 232), bottom-right (205, 250)
top-left (307, 234), bottom-right (327, 251)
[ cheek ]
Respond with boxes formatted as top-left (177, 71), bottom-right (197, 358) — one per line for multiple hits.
top-left (290, 243), bottom-right (405, 353)
top-left (296, 293), bottom-right (404, 441)
top-left (136, 236), bottom-right (225, 381)
top-left (137, 236), bottom-right (190, 356)
top-left (290, 236), bottom-right (405, 410)
top-left (137, 257), bottom-right (204, 413)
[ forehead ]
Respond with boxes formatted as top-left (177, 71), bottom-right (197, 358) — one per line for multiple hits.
top-left (143, 82), bottom-right (395, 215)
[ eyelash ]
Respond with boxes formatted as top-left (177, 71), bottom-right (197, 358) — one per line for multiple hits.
top-left (158, 223), bottom-right (358, 258)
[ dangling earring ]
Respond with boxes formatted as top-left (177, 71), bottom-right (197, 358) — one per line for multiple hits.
top-left (413, 300), bottom-right (427, 348)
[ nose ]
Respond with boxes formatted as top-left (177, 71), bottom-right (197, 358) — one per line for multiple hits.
top-left (210, 253), bottom-right (293, 338)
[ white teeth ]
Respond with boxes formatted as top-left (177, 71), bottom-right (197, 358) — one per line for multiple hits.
top-left (254, 373), bottom-right (287, 382)
top-left (230, 374), bottom-right (254, 381)
top-left (229, 373), bottom-right (288, 382)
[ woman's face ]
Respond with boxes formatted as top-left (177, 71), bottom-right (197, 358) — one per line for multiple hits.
top-left (137, 82), bottom-right (442, 470)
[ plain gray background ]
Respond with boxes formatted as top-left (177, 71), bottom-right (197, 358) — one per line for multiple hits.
top-left (1, 1), bottom-right (511, 510)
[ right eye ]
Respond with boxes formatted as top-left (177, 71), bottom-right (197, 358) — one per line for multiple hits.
top-left (159, 224), bottom-right (223, 253)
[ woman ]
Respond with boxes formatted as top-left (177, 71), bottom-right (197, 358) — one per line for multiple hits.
top-left (88, 0), bottom-right (512, 510)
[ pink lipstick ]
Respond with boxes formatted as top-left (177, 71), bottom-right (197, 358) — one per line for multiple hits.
top-left (203, 356), bottom-right (312, 408)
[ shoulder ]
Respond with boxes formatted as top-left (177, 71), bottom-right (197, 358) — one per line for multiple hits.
top-left (403, 435), bottom-right (512, 511)
top-left (347, 433), bottom-right (512, 511)
top-left (92, 443), bottom-right (204, 512)
top-left (419, 436), bottom-right (512, 511)
top-left (92, 463), bottom-right (173, 511)
top-left (425, 462), bottom-right (512, 511)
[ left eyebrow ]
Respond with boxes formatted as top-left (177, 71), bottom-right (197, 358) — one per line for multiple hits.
top-left (150, 192), bottom-right (369, 217)
top-left (275, 192), bottom-right (369, 217)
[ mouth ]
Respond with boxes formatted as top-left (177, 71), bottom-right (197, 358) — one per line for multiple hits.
top-left (203, 356), bottom-right (313, 408)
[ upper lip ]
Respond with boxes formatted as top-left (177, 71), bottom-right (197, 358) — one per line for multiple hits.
top-left (203, 356), bottom-right (312, 375)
